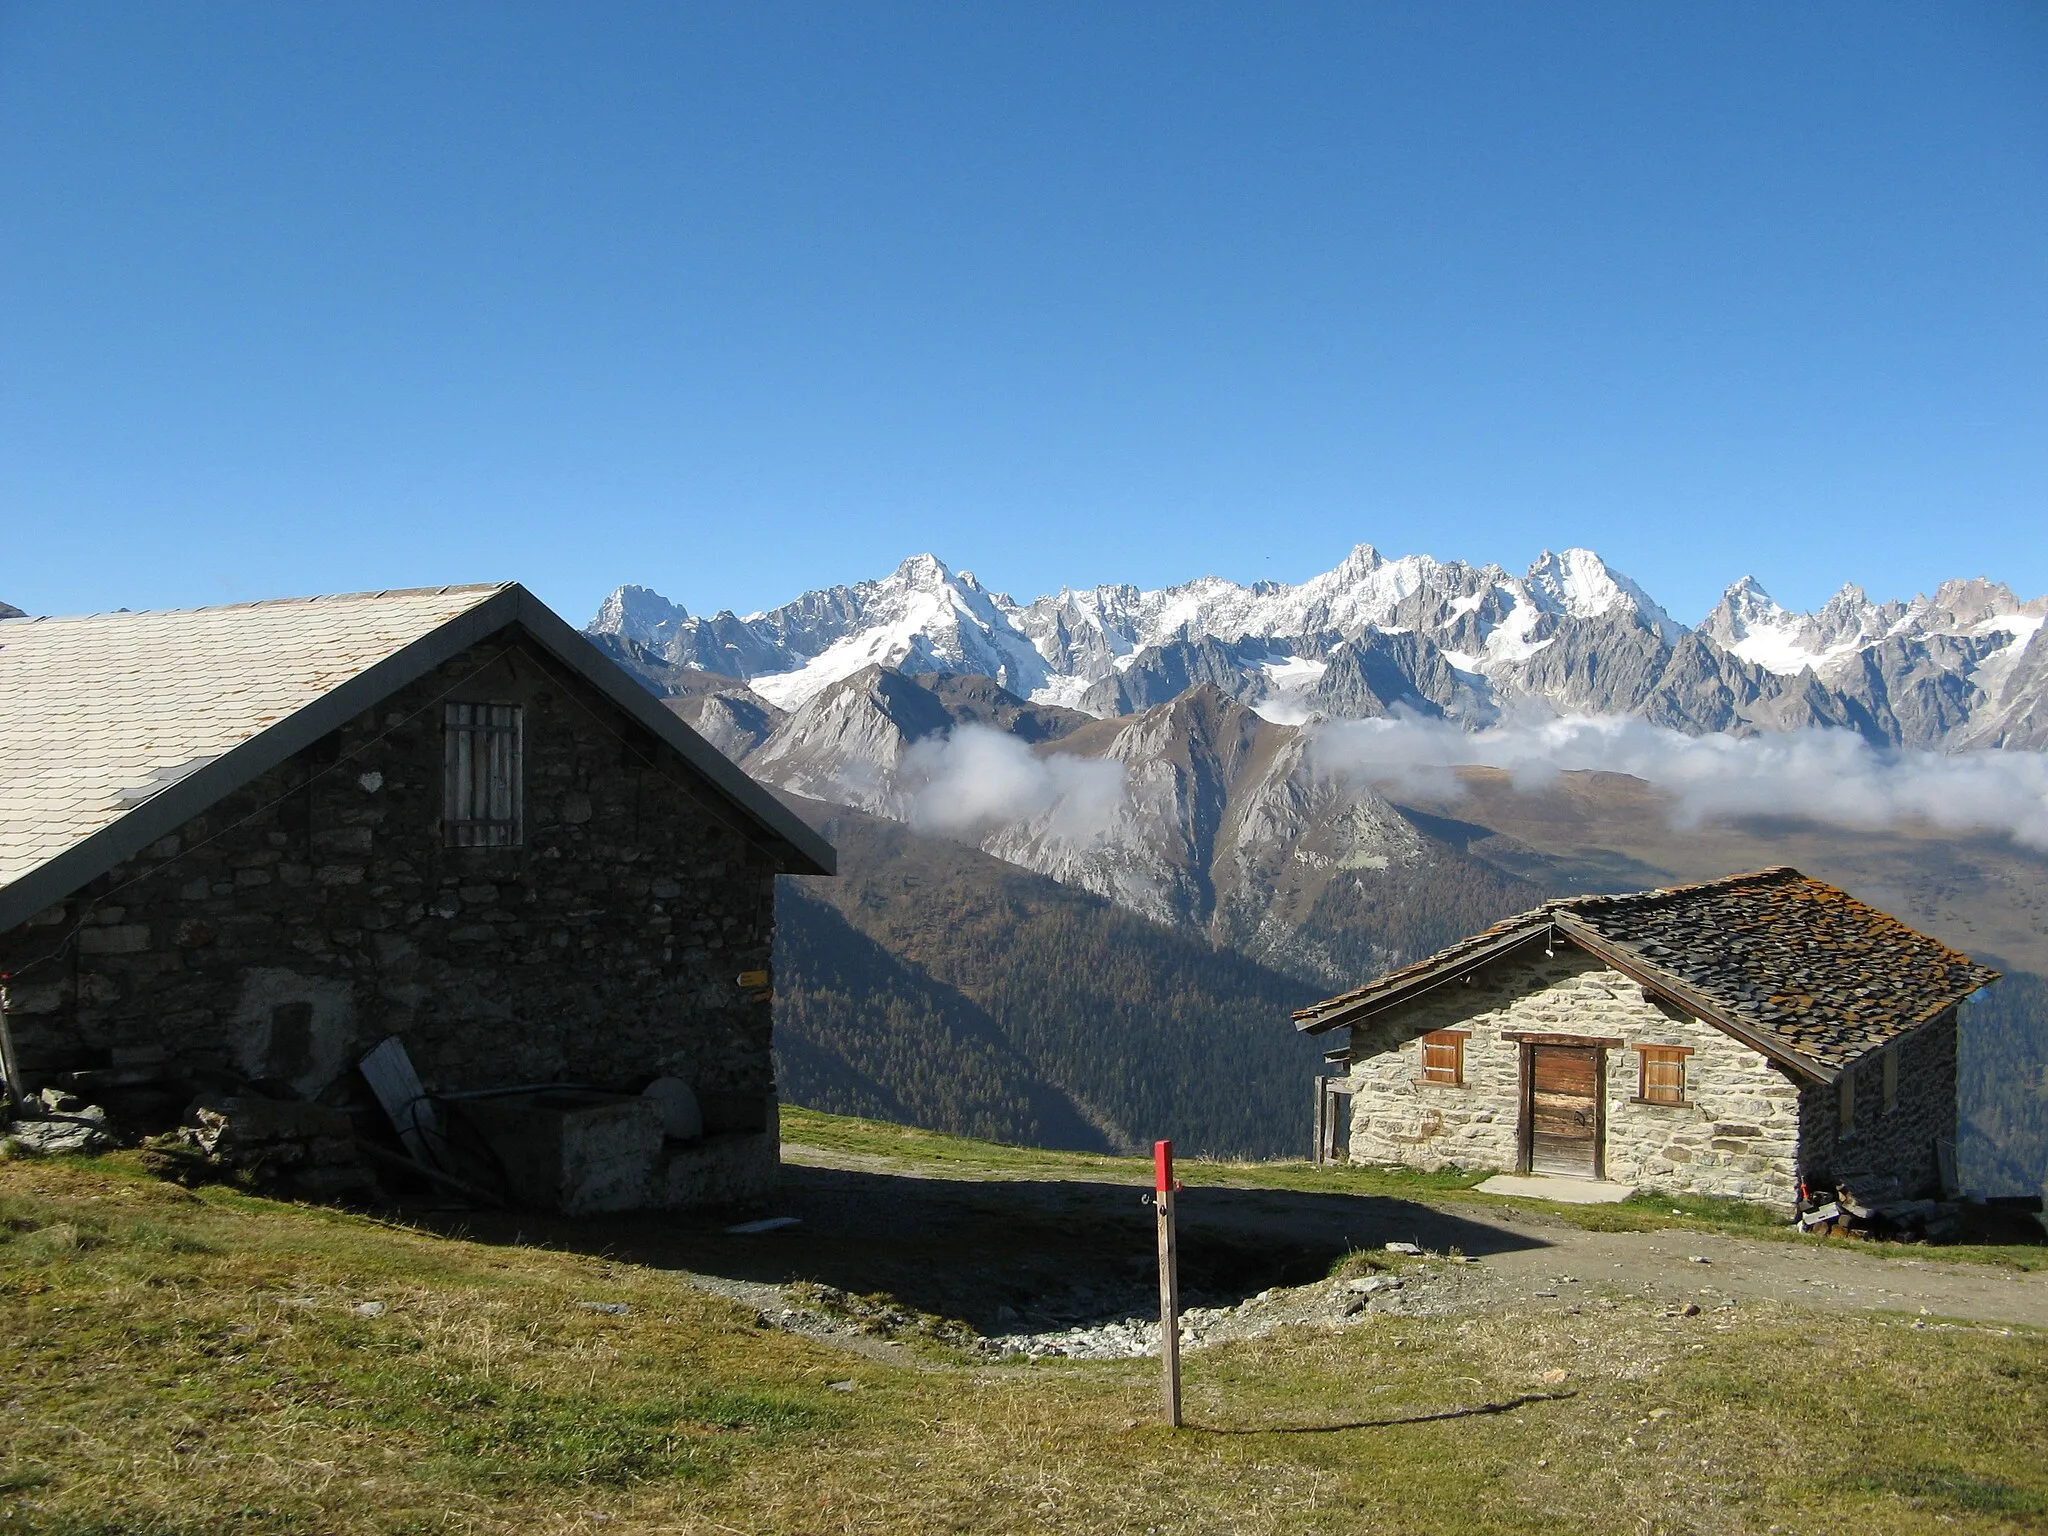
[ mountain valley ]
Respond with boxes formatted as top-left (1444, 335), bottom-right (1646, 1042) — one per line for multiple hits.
top-left (585, 545), bottom-right (2048, 1193)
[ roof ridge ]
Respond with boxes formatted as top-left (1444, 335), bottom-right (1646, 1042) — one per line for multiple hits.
top-left (1549, 865), bottom-right (1801, 912)
top-left (1294, 865), bottom-right (1997, 1076)
top-left (16, 583), bottom-right (515, 625)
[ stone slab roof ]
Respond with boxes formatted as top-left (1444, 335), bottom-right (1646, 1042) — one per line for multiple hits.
top-left (1294, 868), bottom-right (1999, 1079)
top-left (0, 584), bottom-right (833, 931)
top-left (0, 586), bottom-right (507, 890)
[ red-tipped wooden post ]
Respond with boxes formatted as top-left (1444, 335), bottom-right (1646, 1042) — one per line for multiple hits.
top-left (1154, 1139), bottom-right (1182, 1427)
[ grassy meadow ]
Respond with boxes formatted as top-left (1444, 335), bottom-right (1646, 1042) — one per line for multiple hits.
top-left (1, 1125), bottom-right (2045, 1534)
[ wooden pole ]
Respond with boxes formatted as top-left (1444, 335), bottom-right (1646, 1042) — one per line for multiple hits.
top-left (1154, 1138), bottom-right (1182, 1428)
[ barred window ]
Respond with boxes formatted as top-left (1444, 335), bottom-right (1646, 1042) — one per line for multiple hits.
top-left (444, 703), bottom-right (522, 847)
top-left (1635, 1045), bottom-right (1691, 1105)
top-left (1419, 1030), bottom-right (1467, 1086)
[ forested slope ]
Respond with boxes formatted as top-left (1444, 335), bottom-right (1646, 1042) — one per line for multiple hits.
top-left (772, 887), bottom-right (1110, 1152)
top-left (1960, 968), bottom-right (2048, 1196)
top-left (771, 799), bottom-right (1332, 1159)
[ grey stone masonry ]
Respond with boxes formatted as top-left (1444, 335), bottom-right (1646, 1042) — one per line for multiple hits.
top-left (1794, 1009), bottom-right (1957, 1204)
top-left (0, 634), bottom-right (787, 1165)
top-left (1342, 949), bottom-right (1816, 1209)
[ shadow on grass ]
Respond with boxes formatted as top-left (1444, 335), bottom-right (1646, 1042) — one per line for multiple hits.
top-left (416, 1161), bottom-right (1554, 1332)
top-left (1186, 1389), bottom-right (1577, 1435)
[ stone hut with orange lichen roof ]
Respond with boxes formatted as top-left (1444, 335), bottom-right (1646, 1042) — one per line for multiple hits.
top-left (1295, 868), bottom-right (2000, 1211)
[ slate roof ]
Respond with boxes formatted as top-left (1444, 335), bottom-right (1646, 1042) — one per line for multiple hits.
top-left (0, 584), bottom-right (833, 931)
top-left (0, 586), bottom-right (508, 890)
top-left (1293, 868), bottom-right (1999, 1079)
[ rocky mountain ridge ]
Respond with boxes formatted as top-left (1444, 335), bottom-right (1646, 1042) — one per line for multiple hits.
top-left (593, 546), bottom-right (2048, 750)
top-left (665, 662), bottom-right (1537, 986)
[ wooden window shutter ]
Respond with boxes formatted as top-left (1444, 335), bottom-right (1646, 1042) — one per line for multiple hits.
top-left (1419, 1030), bottom-right (1467, 1085)
top-left (1881, 1049), bottom-right (1898, 1113)
top-left (444, 703), bottom-right (524, 847)
top-left (1635, 1045), bottom-right (1690, 1105)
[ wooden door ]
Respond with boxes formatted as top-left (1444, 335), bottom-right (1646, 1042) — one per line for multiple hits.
top-left (1525, 1045), bottom-right (1602, 1178)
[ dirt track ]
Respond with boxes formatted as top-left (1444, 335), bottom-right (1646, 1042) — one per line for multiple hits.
top-left (435, 1143), bottom-right (2048, 1339)
top-left (773, 1143), bottom-right (2048, 1333)
top-left (1430, 1206), bottom-right (2048, 1331)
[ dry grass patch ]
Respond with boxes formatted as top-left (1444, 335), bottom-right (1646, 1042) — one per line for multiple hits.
top-left (3, 1151), bottom-right (2044, 1535)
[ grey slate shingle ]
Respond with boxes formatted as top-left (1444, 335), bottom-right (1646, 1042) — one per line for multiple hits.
top-left (1294, 867), bottom-right (2000, 1074)
top-left (0, 585), bottom-right (507, 891)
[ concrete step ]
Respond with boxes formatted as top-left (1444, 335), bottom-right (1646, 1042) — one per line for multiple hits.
top-left (1476, 1173), bottom-right (1637, 1205)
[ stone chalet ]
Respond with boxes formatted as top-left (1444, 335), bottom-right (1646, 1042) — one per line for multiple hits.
top-left (0, 584), bottom-right (833, 1209)
top-left (1295, 869), bottom-right (1999, 1210)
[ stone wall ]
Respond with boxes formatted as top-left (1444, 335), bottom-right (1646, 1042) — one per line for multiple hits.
top-left (0, 634), bottom-right (789, 1192)
top-left (1340, 948), bottom-right (1808, 1207)
top-left (1794, 1010), bottom-right (1957, 1203)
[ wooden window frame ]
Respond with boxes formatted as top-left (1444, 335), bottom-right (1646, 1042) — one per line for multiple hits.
top-left (444, 702), bottom-right (524, 848)
top-left (1632, 1044), bottom-right (1692, 1107)
top-left (1417, 1030), bottom-right (1468, 1087)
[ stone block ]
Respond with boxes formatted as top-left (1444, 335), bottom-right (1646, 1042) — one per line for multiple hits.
top-left (653, 1131), bottom-right (779, 1208)
top-left (4, 983), bottom-right (66, 1015)
top-left (78, 925), bottom-right (151, 954)
top-left (454, 1091), bottom-right (666, 1216)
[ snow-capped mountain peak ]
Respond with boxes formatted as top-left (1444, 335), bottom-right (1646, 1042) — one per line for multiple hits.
top-left (893, 552), bottom-right (953, 589)
top-left (593, 584), bottom-right (692, 651)
top-left (737, 553), bottom-right (1052, 709)
top-left (1525, 547), bottom-right (1679, 638)
top-left (589, 544), bottom-right (2048, 750)
top-left (1698, 576), bottom-right (1876, 675)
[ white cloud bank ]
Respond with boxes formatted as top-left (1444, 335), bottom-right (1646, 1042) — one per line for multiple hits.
top-left (1314, 714), bottom-right (2048, 852)
top-left (899, 724), bottom-right (1127, 844)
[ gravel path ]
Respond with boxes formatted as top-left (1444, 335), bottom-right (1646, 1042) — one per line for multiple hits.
top-left (762, 1143), bottom-right (2048, 1350)
top-left (458, 1143), bottom-right (2047, 1362)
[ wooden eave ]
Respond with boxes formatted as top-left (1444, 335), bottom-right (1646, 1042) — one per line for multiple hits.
top-left (1291, 922), bottom-right (1554, 1036)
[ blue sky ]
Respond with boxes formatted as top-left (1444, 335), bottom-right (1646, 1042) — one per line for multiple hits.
top-left (2, 2), bottom-right (2043, 626)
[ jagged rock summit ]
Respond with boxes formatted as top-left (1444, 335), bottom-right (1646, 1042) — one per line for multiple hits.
top-left (1697, 574), bottom-right (2047, 748)
top-left (591, 547), bottom-right (2048, 750)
